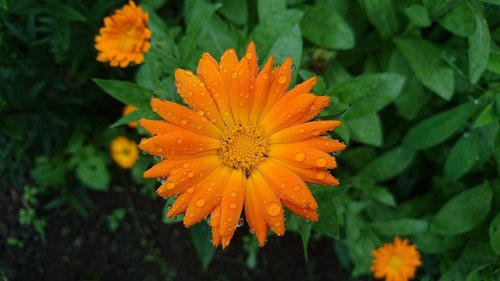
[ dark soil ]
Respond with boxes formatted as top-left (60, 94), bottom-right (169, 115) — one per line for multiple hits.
top-left (1, 181), bottom-right (351, 281)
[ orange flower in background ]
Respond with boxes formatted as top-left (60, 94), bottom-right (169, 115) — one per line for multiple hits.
top-left (371, 236), bottom-right (422, 281)
top-left (139, 42), bottom-right (345, 248)
top-left (95, 1), bottom-right (151, 67)
top-left (111, 136), bottom-right (139, 169)
top-left (123, 105), bottom-right (138, 128)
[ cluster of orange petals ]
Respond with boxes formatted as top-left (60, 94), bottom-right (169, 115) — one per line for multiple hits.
top-left (371, 237), bottom-right (422, 281)
top-left (95, 1), bottom-right (151, 67)
top-left (139, 42), bottom-right (345, 248)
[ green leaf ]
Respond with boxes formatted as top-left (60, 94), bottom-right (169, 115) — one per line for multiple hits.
top-left (486, 50), bottom-right (500, 74)
top-left (412, 232), bottom-right (464, 254)
top-left (422, 0), bottom-right (457, 17)
top-left (31, 157), bottom-right (67, 188)
top-left (197, 16), bottom-right (237, 59)
top-left (430, 181), bottom-right (492, 235)
top-left (191, 223), bottom-right (216, 270)
top-left (468, 2), bottom-right (491, 84)
top-left (218, 0), bottom-right (248, 25)
top-left (404, 4), bottom-right (431, 27)
top-left (331, 73), bottom-right (405, 120)
top-left (313, 197), bottom-right (341, 239)
top-left (47, 2), bottom-right (86, 22)
top-left (394, 37), bottom-right (454, 100)
top-left (371, 219), bottom-right (428, 236)
top-left (358, 146), bottom-right (416, 182)
top-left (444, 132), bottom-right (481, 180)
top-left (268, 25), bottom-right (303, 70)
top-left (352, 179), bottom-right (396, 206)
top-left (438, 0), bottom-right (476, 37)
top-left (110, 108), bottom-right (157, 128)
top-left (76, 155), bottom-right (109, 191)
top-left (257, 0), bottom-right (286, 19)
top-left (94, 79), bottom-right (154, 108)
top-left (358, 0), bottom-right (398, 38)
top-left (473, 103), bottom-right (496, 128)
top-left (489, 213), bottom-right (500, 255)
top-left (287, 215), bottom-right (312, 260)
top-left (345, 113), bottom-right (382, 147)
top-left (402, 101), bottom-right (476, 150)
top-left (250, 10), bottom-right (304, 59)
top-left (300, 5), bottom-right (354, 49)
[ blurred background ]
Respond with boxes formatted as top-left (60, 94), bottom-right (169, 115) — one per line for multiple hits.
top-left (1, 0), bottom-right (500, 280)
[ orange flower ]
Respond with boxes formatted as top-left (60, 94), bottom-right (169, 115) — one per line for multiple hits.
top-left (123, 105), bottom-right (138, 128)
top-left (111, 136), bottom-right (139, 169)
top-left (95, 1), bottom-right (151, 67)
top-left (139, 42), bottom-right (345, 248)
top-left (371, 237), bottom-right (422, 281)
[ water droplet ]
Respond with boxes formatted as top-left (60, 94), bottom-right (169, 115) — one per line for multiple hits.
top-left (229, 203), bottom-right (237, 209)
top-left (266, 202), bottom-right (281, 217)
top-left (293, 185), bottom-right (300, 192)
top-left (152, 107), bottom-right (158, 112)
top-left (167, 204), bottom-right (172, 210)
top-left (278, 75), bottom-right (287, 84)
top-left (315, 171), bottom-right (325, 180)
top-left (176, 138), bottom-right (183, 144)
top-left (315, 158), bottom-right (327, 167)
top-left (295, 152), bottom-right (306, 162)
top-left (280, 183), bottom-right (286, 189)
top-left (313, 129), bottom-right (320, 136)
top-left (158, 177), bottom-right (167, 184)
top-left (180, 119), bottom-right (188, 125)
top-left (195, 199), bottom-right (205, 207)
top-left (237, 218), bottom-right (244, 227)
top-left (186, 187), bottom-right (194, 193)
top-left (230, 192), bottom-right (237, 198)
top-left (157, 147), bottom-right (164, 153)
top-left (246, 53), bottom-right (253, 59)
top-left (231, 72), bottom-right (238, 79)
top-left (165, 182), bottom-right (175, 190)
top-left (182, 163), bottom-right (190, 168)
top-left (263, 73), bottom-right (269, 80)
top-left (186, 71), bottom-right (193, 76)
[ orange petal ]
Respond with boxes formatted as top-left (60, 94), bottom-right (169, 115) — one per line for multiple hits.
top-left (219, 48), bottom-right (239, 81)
top-left (139, 131), bottom-right (220, 159)
top-left (286, 77), bottom-right (317, 98)
top-left (260, 58), bottom-right (293, 117)
top-left (268, 144), bottom-right (337, 169)
top-left (250, 172), bottom-right (285, 236)
top-left (272, 159), bottom-right (340, 186)
top-left (227, 58), bottom-right (252, 124)
top-left (219, 169), bottom-right (246, 248)
top-left (167, 192), bottom-right (193, 218)
top-left (261, 94), bottom-right (316, 135)
top-left (183, 166), bottom-right (232, 227)
top-left (156, 156), bottom-right (221, 197)
top-left (244, 177), bottom-right (269, 246)
top-left (210, 205), bottom-right (221, 247)
top-left (297, 96), bottom-right (330, 123)
top-left (282, 200), bottom-right (318, 222)
top-left (174, 69), bottom-right (224, 128)
top-left (151, 98), bottom-right (221, 138)
top-left (139, 119), bottom-right (184, 135)
top-left (196, 52), bottom-right (234, 125)
top-left (248, 56), bottom-right (274, 124)
top-left (244, 42), bottom-right (258, 79)
top-left (294, 137), bottom-right (347, 153)
top-left (269, 120), bottom-right (341, 144)
top-left (257, 160), bottom-right (318, 209)
top-left (143, 159), bottom-right (185, 178)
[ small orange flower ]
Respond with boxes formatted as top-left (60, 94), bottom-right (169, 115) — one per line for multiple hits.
top-left (95, 1), bottom-right (151, 67)
top-left (111, 136), bottom-right (139, 169)
top-left (139, 42), bottom-right (345, 248)
top-left (371, 236), bottom-right (422, 281)
top-left (123, 105), bottom-right (138, 128)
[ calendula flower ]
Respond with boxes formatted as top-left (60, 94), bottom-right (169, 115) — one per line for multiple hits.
top-left (95, 1), bottom-right (151, 67)
top-left (123, 105), bottom-right (138, 128)
top-left (371, 236), bottom-right (422, 281)
top-left (139, 42), bottom-right (345, 248)
top-left (111, 136), bottom-right (139, 169)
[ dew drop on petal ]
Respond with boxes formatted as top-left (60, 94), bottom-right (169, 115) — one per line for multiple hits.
top-left (181, 119), bottom-right (188, 125)
top-left (176, 138), bottom-right (183, 144)
top-left (278, 75), bottom-right (287, 84)
top-left (295, 152), bottom-right (306, 162)
top-left (195, 199), bottom-right (205, 207)
top-left (316, 171), bottom-right (325, 180)
top-left (237, 218), bottom-right (244, 227)
top-left (187, 172), bottom-right (194, 178)
top-left (186, 187), bottom-right (194, 193)
top-left (315, 158), bottom-right (327, 167)
top-left (229, 203), bottom-right (237, 209)
top-left (266, 202), bottom-right (281, 217)
top-left (165, 182), bottom-right (175, 190)
top-left (230, 192), bottom-right (237, 198)
top-left (293, 185), bottom-right (300, 192)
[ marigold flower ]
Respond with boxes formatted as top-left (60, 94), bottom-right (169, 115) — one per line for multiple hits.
top-left (123, 105), bottom-right (138, 128)
top-left (111, 136), bottom-right (139, 169)
top-left (139, 42), bottom-right (345, 248)
top-left (371, 236), bottom-right (422, 281)
top-left (95, 1), bottom-right (151, 67)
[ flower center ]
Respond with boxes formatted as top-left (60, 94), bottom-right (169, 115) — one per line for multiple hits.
top-left (218, 124), bottom-right (268, 173)
top-left (388, 254), bottom-right (405, 270)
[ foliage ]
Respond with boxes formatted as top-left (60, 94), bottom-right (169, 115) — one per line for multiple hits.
top-left (2, 0), bottom-right (500, 279)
